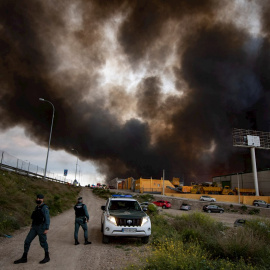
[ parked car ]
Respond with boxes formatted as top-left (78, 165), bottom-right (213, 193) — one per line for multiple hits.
top-left (140, 202), bottom-right (149, 211)
top-left (140, 202), bottom-right (154, 211)
top-left (253, 200), bottom-right (270, 208)
top-left (203, 205), bottom-right (224, 213)
top-left (200, 195), bottom-right (216, 202)
top-left (153, 200), bottom-right (171, 209)
top-left (234, 219), bottom-right (246, 227)
top-left (180, 203), bottom-right (191, 211)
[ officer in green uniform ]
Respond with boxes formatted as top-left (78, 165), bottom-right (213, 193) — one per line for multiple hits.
top-left (14, 194), bottom-right (50, 264)
top-left (74, 197), bottom-right (91, 245)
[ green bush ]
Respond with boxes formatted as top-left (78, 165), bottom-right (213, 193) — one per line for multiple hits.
top-left (248, 208), bottom-right (260, 215)
top-left (240, 205), bottom-right (248, 212)
top-left (181, 228), bottom-right (203, 243)
top-left (150, 215), bottom-right (182, 245)
top-left (147, 203), bottom-right (158, 215)
top-left (0, 212), bottom-right (20, 233)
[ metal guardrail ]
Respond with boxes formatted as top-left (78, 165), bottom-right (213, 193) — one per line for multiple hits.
top-left (0, 150), bottom-right (71, 184)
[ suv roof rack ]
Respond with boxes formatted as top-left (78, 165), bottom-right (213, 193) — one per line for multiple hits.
top-left (111, 194), bottom-right (133, 198)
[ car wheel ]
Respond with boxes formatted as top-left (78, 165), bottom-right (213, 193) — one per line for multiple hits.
top-left (162, 205), bottom-right (166, 209)
top-left (207, 210), bottom-right (211, 213)
top-left (141, 236), bottom-right (149, 244)
top-left (220, 210), bottom-right (224, 213)
top-left (255, 203), bottom-right (259, 207)
top-left (211, 200), bottom-right (215, 202)
top-left (102, 234), bottom-right (110, 244)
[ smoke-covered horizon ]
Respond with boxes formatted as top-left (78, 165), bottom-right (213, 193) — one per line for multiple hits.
top-left (1, 0), bottom-right (270, 183)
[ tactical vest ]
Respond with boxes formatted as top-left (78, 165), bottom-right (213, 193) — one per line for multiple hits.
top-left (75, 204), bottom-right (86, 217)
top-left (31, 204), bottom-right (46, 225)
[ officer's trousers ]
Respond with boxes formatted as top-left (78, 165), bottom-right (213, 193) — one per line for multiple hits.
top-left (74, 217), bottom-right (88, 240)
top-left (24, 225), bottom-right (48, 253)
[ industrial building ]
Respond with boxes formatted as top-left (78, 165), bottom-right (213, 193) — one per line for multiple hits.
top-left (109, 177), bottom-right (180, 194)
top-left (212, 168), bottom-right (270, 196)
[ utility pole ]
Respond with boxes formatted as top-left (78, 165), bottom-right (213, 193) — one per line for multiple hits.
top-left (162, 169), bottom-right (165, 196)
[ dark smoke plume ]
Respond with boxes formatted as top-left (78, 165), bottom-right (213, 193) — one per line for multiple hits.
top-left (1, 0), bottom-right (270, 183)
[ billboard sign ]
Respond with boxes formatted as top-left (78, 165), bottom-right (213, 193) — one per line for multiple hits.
top-left (247, 135), bottom-right (260, 147)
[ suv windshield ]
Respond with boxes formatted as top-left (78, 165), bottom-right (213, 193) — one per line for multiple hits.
top-left (109, 200), bottom-right (141, 211)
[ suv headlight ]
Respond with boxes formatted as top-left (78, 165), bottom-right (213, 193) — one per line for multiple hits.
top-left (141, 216), bottom-right (149, 226)
top-left (107, 215), bottom-right (117, 226)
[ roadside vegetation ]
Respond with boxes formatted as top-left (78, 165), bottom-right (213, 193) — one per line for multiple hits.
top-left (0, 169), bottom-right (81, 237)
top-left (92, 188), bottom-right (270, 269)
top-left (126, 212), bottom-right (270, 270)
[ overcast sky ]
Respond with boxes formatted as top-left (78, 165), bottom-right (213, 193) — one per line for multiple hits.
top-left (0, 127), bottom-right (104, 186)
top-left (1, 0), bottom-right (270, 186)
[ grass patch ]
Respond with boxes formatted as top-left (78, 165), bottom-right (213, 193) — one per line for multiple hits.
top-left (133, 193), bottom-right (154, 203)
top-left (0, 169), bottom-right (81, 236)
top-left (92, 188), bottom-right (114, 199)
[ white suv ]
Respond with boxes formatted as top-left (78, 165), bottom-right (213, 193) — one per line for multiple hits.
top-left (101, 195), bottom-right (151, 244)
top-left (200, 195), bottom-right (216, 202)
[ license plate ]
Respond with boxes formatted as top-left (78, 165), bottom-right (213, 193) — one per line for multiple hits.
top-left (122, 228), bottom-right (137, 233)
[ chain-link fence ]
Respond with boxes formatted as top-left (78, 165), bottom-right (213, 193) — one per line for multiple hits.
top-left (0, 150), bottom-right (70, 184)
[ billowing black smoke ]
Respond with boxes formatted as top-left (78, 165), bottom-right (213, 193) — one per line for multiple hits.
top-left (1, 0), bottom-right (270, 183)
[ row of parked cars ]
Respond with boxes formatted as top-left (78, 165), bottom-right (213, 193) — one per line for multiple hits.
top-left (140, 199), bottom-right (225, 213)
top-left (200, 196), bottom-right (270, 209)
top-left (140, 197), bottom-right (270, 214)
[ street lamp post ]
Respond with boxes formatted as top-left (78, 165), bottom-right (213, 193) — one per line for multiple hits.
top-left (39, 98), bottom-right (55, 180)
top-left (71, 148), bottom-right (79, 181)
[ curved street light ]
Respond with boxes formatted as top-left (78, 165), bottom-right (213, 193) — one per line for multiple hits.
top-left (71, 148), bottom-right (79, 181)
top-left (39, 98), bottom-right (55, 180)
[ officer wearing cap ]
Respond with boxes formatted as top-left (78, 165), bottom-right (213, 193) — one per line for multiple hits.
top-left (74, 197), bottom-right (91, 245)
top-left (14, 194), bottom-right (50, 264)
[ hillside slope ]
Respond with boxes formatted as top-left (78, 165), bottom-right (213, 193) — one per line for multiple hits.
top-left (0, 169), bottom-right (81, 236)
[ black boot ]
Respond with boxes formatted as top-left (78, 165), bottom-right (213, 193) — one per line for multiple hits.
top-left (14, 252), bottom-right (27, 264)
top-left (84, 239), bottom-right (92, 245)
top-left (39, 252), bottom-right (50, 264)
top-left (75, 239), bottom-right (80, 245)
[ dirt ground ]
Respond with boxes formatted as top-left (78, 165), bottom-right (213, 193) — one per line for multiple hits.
top-left (1, 188), bottom-right (270, 270)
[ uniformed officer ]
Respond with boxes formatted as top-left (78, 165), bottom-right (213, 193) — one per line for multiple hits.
top-left (14, 194), bottom-right (50, 264)
top-left (74, 197), bottom-right (91, 245)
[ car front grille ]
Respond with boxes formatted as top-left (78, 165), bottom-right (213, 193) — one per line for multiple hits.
top-left (116, 218), bottom-right (142, 226)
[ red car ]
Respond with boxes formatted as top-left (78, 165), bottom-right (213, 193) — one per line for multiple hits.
top-left (153, 200), bottom-right (171, 209)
